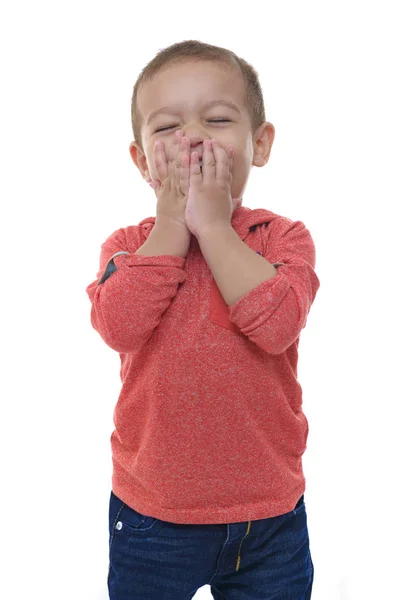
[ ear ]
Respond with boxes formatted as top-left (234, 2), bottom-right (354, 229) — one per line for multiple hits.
top-left (129, 142), bottom-right (149, 180)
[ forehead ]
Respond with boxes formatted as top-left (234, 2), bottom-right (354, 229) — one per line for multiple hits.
top-left (138, 61), bottom-right (246, 123)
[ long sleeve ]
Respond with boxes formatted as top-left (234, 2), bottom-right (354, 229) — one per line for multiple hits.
top-left (87, 209), bottom-right (320, 524)
top-left (85, 226), bottom-right (187, 354)
top-left (228, 219), bottom-right (320, 355)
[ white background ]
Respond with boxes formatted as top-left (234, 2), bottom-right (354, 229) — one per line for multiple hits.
top-left (1, 1), bottom-right (399, 599)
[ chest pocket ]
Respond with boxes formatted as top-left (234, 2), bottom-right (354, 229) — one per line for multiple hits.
top-left (209, 223), bottom-right (284, 333)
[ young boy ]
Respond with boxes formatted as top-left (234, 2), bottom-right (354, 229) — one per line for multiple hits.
top-left (86, 40), bottom-right (320, 600)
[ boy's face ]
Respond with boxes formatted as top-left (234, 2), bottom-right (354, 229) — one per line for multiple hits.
top-left (129, 60), bottom-right (275, 203)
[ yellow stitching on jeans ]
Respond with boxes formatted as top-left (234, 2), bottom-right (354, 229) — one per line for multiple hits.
top-left (236, 521), bottom-right (252, 571)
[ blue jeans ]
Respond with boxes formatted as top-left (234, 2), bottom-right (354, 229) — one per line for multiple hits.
top-left (108, 490), bottom-right (314, 599)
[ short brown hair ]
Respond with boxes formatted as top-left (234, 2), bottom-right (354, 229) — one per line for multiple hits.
top-left (131, 39), bottom-right (267, 153)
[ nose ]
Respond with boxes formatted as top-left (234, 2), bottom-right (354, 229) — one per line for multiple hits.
top-left (177, 129), bottom-right (210, 156)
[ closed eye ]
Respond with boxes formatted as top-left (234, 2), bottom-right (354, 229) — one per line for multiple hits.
top-left (155, 120), bottom-right (231, 133)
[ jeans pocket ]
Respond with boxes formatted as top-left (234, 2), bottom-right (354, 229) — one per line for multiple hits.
top-left (109, 490), bottom-right (163, 535)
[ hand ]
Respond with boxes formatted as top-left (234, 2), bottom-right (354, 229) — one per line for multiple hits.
top-left (184, 138), bottom-right (240, 238)
top-left (149, 131), bottom-right (191, 230)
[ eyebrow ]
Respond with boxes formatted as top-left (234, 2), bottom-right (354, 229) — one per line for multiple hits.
top-left (146, 100), bottom-right (241, 126)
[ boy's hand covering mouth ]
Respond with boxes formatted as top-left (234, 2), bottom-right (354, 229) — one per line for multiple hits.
top-left (184, 138), bottom-right (239, 238)
top-left (148, 133), bottom-right (241, 233)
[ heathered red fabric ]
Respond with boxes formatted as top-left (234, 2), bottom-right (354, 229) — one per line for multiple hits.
top-left (86, 205), bottom-right (320, 524)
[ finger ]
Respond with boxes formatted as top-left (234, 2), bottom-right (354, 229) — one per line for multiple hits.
top-left (202, 138), bottom-right (216, 183)
top-left (168, 129), bottom-right (183, 162)
top-left (154, 139), bottom-right (168, 181)
top-left (169, 129), bottom-right (183, 181)
top-left (149, 177), bottom-right (161, 191)
top-left (190, 149), bottom-right (201, 180)
top-left (211, 138), bottom-right (230, 183)
top-left (218, 141), bottom-right (235, 172)
top-left (179, 136), bottom-right (190, 194)
top-left (228, 144), bottom-right (235, 172)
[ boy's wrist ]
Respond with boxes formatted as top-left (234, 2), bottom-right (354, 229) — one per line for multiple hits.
top-left (135, 216), bottom-right (190, 258)
top-left (155, 214), bottom-right (190, 236)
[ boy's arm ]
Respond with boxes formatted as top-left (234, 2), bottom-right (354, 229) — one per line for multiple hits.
top-left (97, 218), bottom-right (191, 284)
top-left (206, 218), bottom-right (320, 356)
top-left (134, 217), bottom-right (191, 258)
top-left (86, 219), bottom-right (189, 354)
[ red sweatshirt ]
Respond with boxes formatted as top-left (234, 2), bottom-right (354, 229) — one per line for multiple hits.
top-left (86, 206), bottom-right (320, 524)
